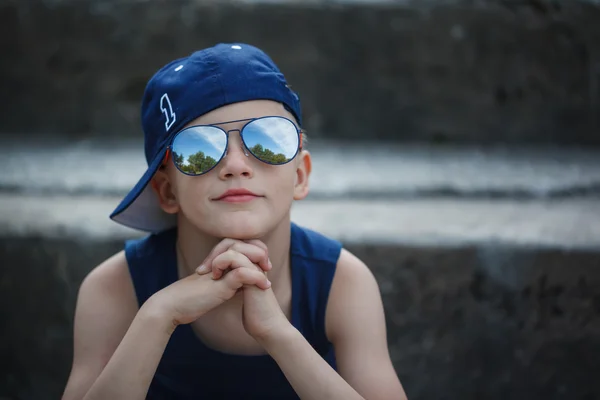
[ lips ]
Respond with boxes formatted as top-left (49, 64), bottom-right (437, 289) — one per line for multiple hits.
top-left (214, 188), bottom-right (262, 202)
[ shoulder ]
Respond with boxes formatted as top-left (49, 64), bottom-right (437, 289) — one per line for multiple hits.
top-left (334, 248), bottom-right (375, 282)
top-left (76, 250), bottom-right (139, 328)
top-left (324, 249), bottom-right (408, 398)
top-left (79, 250), bottom-right (134, 300)
top-left (327, 249), bottom-right (380, 319)
top-left (325, 247), bottom-right (382, 341)
top-left (76, 250), bottom-right (139, 338)
top-left (62, 252), bottom-right (139, 399)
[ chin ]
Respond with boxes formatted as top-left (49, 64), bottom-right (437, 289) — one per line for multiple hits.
top-left (204, 213), bottom-right (275, 240)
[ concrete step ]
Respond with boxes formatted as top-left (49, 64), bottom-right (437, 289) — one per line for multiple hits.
top-left (1, 193), bottom-right (599, 249)
top-left (3, 137), bottom-right (600, 200)
top-left (2, 141), bottom-right (600, 400)
top-left (1, 195), bottom-right (600, 400)
top-left (2, 0), bottom-right (600, 145)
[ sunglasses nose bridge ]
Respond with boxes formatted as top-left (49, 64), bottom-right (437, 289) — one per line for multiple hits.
top-left (224, 128), bottom-right (249, 157)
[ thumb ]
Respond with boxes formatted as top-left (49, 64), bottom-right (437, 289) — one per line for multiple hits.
top-left (196, 264), bottom-right (209, 275)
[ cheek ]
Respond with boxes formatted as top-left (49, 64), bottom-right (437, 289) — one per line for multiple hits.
top-left (171, 174), bottom-right (211, 211)
top-left (265, 167), bottom-right (297, 204)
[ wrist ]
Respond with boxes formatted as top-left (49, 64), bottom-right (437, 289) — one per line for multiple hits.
top-left (139, 296), bottom-right (179, 336)
top-left (255, 322), bottom-right (299, 351)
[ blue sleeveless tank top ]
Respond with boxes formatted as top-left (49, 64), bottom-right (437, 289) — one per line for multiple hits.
top-left (124, 222), bottom-right (342, 399)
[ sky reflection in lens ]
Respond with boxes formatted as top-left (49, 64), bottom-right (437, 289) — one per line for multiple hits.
top-left (243, 117), bottom-right (299, 164)
top-left (172, 127), bottom-right (226, 174)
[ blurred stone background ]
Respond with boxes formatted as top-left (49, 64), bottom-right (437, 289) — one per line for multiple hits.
top-left (1, 0), bottom-right (600, 399)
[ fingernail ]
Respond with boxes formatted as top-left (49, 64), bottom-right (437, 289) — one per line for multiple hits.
top-left (268, 259), bottom-right (273, 269)
top-left (196, 265), bottom-right (207, 274)
top-left (266, 280), bottom-right (272, 288)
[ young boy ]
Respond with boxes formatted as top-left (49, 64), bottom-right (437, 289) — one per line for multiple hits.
top-left (62, 43), bottom-right (407, 400)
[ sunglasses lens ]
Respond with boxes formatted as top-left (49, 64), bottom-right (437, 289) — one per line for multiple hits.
top-left (243, 117), bottom-right (299, 165)
top-left (171, 126), bottom-right (226, 175)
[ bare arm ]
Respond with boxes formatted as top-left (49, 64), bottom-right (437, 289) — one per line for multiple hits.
top-left (256, 249), bottom-right (407, 400)
top-left (259, 325), bottom-right (365, 400)
top-left (61, 251), bottom-right (172, 400)
top-left (62, 248), bottom-right (272, 400)
top-left (326, 249), bottom-right (407, 399)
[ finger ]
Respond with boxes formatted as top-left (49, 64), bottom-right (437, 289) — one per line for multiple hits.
top-left (229, 242), bottom-right (270, 273)
top-left (196, 239), bottom-right (270, 275)
top-left (205, 243), bottom-right (269, 279)
top-left (196, 238), bottom-right (239, 275)
top-left (221, 267), bottom-right (272, 291)
top-left (243, 239), bottom-right (268, 253)
top-left (243, 240), bottom-right (272, 271)
top-left (211, 250), bottom-right (262, 280)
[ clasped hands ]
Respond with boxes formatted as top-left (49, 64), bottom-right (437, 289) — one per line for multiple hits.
top-left (194, 238), bottom-right (289, 343)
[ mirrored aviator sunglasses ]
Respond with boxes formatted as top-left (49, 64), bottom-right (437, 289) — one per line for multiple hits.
top-left (168, 116), bottom-right (303, 176)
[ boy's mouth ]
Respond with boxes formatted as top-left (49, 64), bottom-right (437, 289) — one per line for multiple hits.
top-left (214, 188), bottom-right (262, 203)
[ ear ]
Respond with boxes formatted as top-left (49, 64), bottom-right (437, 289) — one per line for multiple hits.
top-left (293, 150), bottom-right (312, 201)
top-left (150, 168), bottom-right (180, 214)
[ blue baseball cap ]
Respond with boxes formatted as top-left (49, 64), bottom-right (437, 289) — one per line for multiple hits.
top-left (109, 43), bottom-right (303, 232)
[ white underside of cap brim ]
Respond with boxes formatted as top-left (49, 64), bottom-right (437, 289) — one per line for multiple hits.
top-left (110, 183), bottom-right (177, 233)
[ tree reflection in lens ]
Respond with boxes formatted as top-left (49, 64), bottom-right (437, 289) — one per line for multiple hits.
top-left (173, 150), bottom-right (218, 174)
top-left (250, 144), bottom-right (288, 164)
top-left (244, 117), bottom-right (298, 164)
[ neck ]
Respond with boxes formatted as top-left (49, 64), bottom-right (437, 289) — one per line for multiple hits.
top-left (175, 216), bottom-right (293, 286)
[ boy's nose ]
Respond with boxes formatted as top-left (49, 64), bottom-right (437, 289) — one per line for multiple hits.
top-left (218, 132), bottom-right (254, 180)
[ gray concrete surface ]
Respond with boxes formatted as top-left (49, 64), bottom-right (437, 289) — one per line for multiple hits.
top-left (1, 139), bottom-right (600, 399)
top-left (1, 194), bottom-right (600, 250)
top-left (2, 137), bottom-right (600, 248)
top-left (2, 0), bottom-right (600, 145)
top-left (3, 137), bottom-right (600, 199)
top-left (2, 219), bottom-right (600, 400)
top-left (3, 1), bottom-right (600, 398)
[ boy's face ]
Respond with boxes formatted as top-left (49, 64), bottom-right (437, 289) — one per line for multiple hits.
top-left (151, 100), bottom-right (311, 239)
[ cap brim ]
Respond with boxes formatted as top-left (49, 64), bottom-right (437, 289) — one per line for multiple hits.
top-left (109, 147), bottom-right (177, 233)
